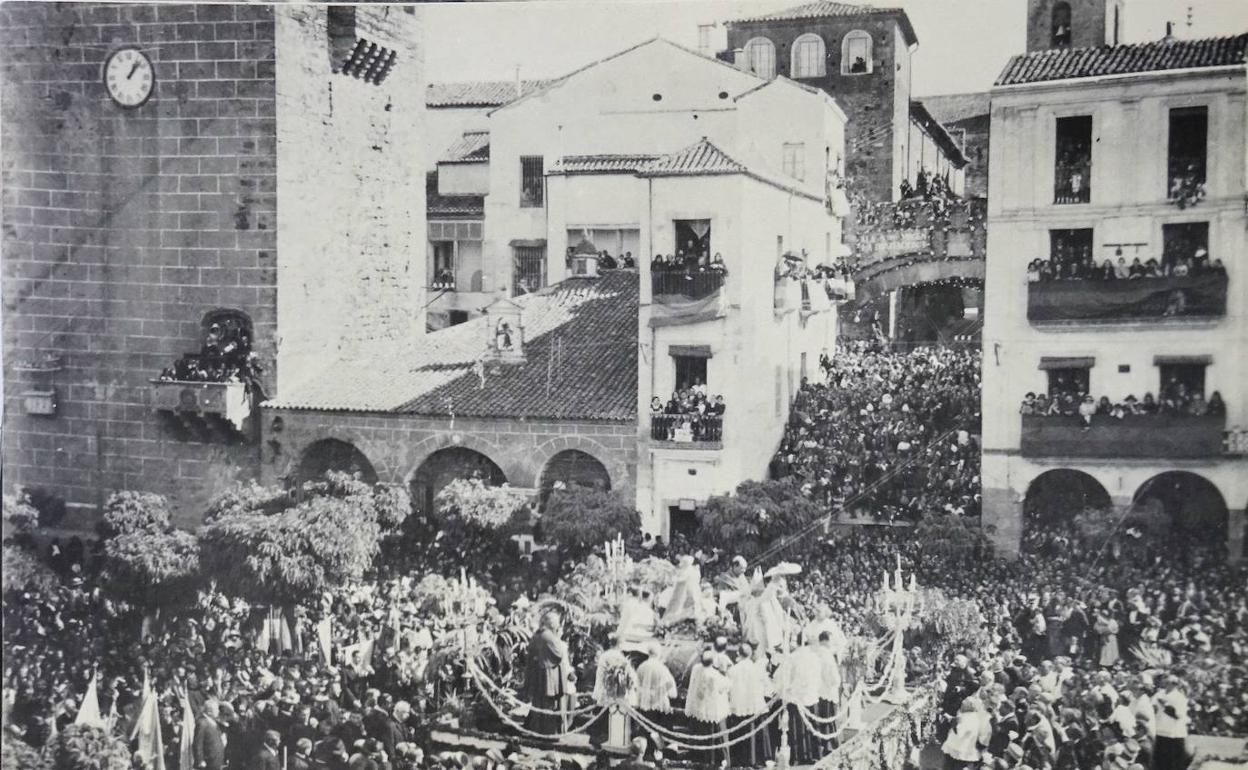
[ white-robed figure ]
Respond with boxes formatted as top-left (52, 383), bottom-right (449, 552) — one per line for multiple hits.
top-left (617, 586), bottom-right (657, 652)
top-left (662, 556), bottom-right (708, 627)
top-left (772, 640), bottom-right (823, 765)
top-left (636, 642), bottom-right (678, 715)
top-left (743, 564), bottom-right (801, 651)
top-left (727, 643), bottom-right (774, 767)
top-left (804, 604), bottom-right (847, 654)
top-left (684, 651), bottom-right (731, 766)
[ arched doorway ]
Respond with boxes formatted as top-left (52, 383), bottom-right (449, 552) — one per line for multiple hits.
top-left (539, 450), bottom-right (611, 504)
top-left (1024, 469), bottom-right (1112, 526)
top-left (1132, 471), bottom-right (1228, 546)
top-left (410, 447), bottom-right (507, 517)
top-left (295, 438), bottom-right (378, 486)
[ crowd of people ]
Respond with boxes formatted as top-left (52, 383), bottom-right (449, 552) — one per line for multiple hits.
top-left (649, 388), bottom-right (726, 443)
top-left (1020, 389), bottom-right (1227, 424)
top-left (157, 316), bottom-right (263, 393)
top-left (771, 343), bottom-right (982, 522)
top-left (1027, 251), bottom-right (1226, 283)
top-left (650, 253), bottom-right (727, 275)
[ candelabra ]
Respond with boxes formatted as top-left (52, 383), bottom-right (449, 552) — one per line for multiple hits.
top-left (879, 555), bottom-right (921, 704)
top-left (602, 534), bottom-right (632, 603)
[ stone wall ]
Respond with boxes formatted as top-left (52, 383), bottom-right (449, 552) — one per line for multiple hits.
top-left (725, 16), bottom-right (905, 203)
top-left (1, 3), bottom-right (278, 528)
top-left (261, 408), bottom-right (639, 510)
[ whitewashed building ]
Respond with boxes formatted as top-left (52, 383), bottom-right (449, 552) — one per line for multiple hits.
top-left (980, 27), bottom-right (1248, 561)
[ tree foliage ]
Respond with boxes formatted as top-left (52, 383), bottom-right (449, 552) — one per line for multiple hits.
top-left (102, 529), bottom-right (201, 609)
top-left (915, 512), bottom-right (989, 566)
top-left (695, 479), bottom-right (823, 557)
top-left (540, 486), bottom-right (640, 559)
top-left (2, 491), bottom-right (40, 541)
top-left (198, 472), bottom-right (410, 604)
top-left (2, 545), bottom-right (60, 594)
top-left (100, 491), bottom-right (173, 539)
top-left (434, 478), bottom-right (528, 530)
top-left (0, 737), bottom-right (50, 770)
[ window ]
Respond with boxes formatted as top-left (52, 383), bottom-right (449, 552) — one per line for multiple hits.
top-left (1159, 362), bottom-right (1206, 401)
top-left (520, 155), bottom-right (544, 207)
top-left (430, 241), bottom-right (455, 289)
top-left (1046, 367), bottom-right (1089, 398)
top-left (697, 24), bottom-right (714, 54)
top-left (673, 219), bottom-right (711, 260)
top-left (743, 37), bottom-right (775, 79)
top-left (673, 355), bottom-right (708, 392)
top-left (1051, 1), bottom-right (1072, 48)
top-left (513, 245), bottom-right (545, 295)
top-left (1049, 228), bottom-right (1093, 276)
top-left (790, 33), bottom-right (826, 78)
top-left (1054, 115), bottom-right (1092, 204)
top-left (841, 30), bottom-right (872, 74)
top-left (1162, 222), bottom-right (1209, 271)
top-left (1168, 106), bottom-right (1207, 199)
top-left (782, 142), bottom-right (805, 181)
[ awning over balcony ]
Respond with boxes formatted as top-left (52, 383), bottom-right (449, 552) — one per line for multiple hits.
top-left (1153, 354), bottom-right (1213, 365)
top-left (1027, 273), bottom-right (1228, 323)
top-left (1038, 356), bottom-right (1094, 370)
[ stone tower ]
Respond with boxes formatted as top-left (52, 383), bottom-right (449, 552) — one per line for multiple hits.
top-left (1026, 0), bottom-right (1124, 53)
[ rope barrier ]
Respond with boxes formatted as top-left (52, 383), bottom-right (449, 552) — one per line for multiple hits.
top-left (469, 657), bottom-right (599, 717)
top-left (467, 662), bottom-right (606, 741)
top-left (627, 703), bottom-right (784, 749)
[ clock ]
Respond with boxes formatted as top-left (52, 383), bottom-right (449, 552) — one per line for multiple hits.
top-left (102, 46), bottom-right (155, 108)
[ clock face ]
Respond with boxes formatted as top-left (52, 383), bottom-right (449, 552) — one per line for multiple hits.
top-left (103, 46), bottom-right (155, 108)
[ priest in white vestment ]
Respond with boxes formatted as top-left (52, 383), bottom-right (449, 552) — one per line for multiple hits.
top-left (684, 652), bottom-right (730, 766)
top-left (727, 643), bottom-right (774, 767)
top-left (636, 642), bottom-right (678, 733)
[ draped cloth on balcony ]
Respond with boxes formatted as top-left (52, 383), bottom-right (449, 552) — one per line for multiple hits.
top-left (1027, 273), bottom-right (1228, 323)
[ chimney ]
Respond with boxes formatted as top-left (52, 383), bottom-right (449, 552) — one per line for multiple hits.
top-left (732, 47), bottom-right (746, 70)
top-left (1163, 21), bottom-right (1175, 42)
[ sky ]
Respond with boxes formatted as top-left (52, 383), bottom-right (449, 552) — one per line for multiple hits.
top-left (423, 0), bottom-right (1248, 97)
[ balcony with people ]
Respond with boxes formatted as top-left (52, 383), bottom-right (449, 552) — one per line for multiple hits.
top-left (151, 311), bottom-right (262, 436)
top-left (1019, 376), bottom-right (1229, 459)
top-left (850, 184), bottom-right (986, 289)
top-left (649, 391), bottom-right (725, 448)
top-left (1027, 226), bottom-right (1228, 324)
top-left (650, 252), bottom-right (727, 300)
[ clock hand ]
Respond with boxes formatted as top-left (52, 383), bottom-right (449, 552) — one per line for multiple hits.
top-left (127, 61), bottom-right (140, 79)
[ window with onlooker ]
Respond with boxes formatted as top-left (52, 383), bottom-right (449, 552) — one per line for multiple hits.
top-left (1054, 115), bottom-right (1092, 204)
top-left (791, 33), bottom-right (826, 78)
top-left (520, 155), bottom-right (544, 207)
top-left (782, 142), bottom-right (805, 181)
top-left (1051, 1), bottom-right (1072, 48)
top-left (1168, 106), bottom-right (1207, 199)
top-left (1049, 228), bottom-right (1094, 277)
top-left (1047, 366), bottom-right (1089, 398)
top-left (743, 37), bottom-right (776, 79)
top-left (513, 245), bottom-right (545, 295)
top-left (673, 354), bottom-right (708, 392)
top-left (1162, 222), bottom-right (1209, 272)
top-left (841, 30), bottom-right (872, 74)
top-left (1159, 362), bottom-right (1206, 401)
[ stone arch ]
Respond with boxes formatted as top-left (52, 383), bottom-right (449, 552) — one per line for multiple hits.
top-left (293, 438), bottom-right (378, 486)
top-left (539, 449), bottom-right (612, 504)
top-left (1132, 471), bottom-right (1228, 545)
top-left (410, 446), bottom-right (508, 518)
top-left (532, 434), bottom-right (628, 494)
top-left (1023, 468), bottom-right (1112, 529)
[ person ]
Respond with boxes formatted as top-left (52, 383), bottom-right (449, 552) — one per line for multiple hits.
top-left (942, 697), bottom-right (986, 770)
top-left (772, 642), bottom-right (822, 764)
top-left (194, 700), bottom-right (227, 770)
top-left (683, 652), bottom-right (730, 766)
top-left (662, 556), bottom-right (707, 627)
top-left (727, 643), bottom-right (773, 767)
top-left (377, 700), bottom-right (411, 760)
top-left (291, 738), bottom-right (319, 770)
top-left (617, 587), bottom-right (657, 651)
top-left (1154, 676), bottom-right (1189, 770)
top-left (523, 611), bottom-right (573, 737)
top-left (249, 729), bottom-right (282, 770)
top-left (1078, 395), bottom-right (1096, 429)
top-left (815, 631), bottom-right (843, 752)
top-left (636, 642), bottom-right (678, 726)
top-left (1095, 610), bottom-right (1120, 668)
top-left (1206, 390), bottom-right (1226, 416)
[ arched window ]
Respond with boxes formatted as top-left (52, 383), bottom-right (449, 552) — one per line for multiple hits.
top-left (743, 37), bottom-right (776, 79)
top-left (841, 30), bottom-right (873, 75)
top-left (1051, 1), bottom-right (1072, 48)
top-left (790, 33), bottom-right (826, 78)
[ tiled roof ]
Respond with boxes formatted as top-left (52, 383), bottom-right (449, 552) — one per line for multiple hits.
top-left (730, 1), bottom-right (917, 46)
top-left (426, 171), bottom-right (483, 218)
top-left (549, 154), bottom-right (659, 175)
top-left (439, 131), bottom-right (490, 164)
top-left (638, 138), bottom-right (747, 177)
top-left (426, 79), bottom-right (555, 108)
top-left (918, 91), bottom-right (991, 125)
top-left (265, 271), bottom-right (639, 421)
top-left (995, 34), bottom-right (1248, 87)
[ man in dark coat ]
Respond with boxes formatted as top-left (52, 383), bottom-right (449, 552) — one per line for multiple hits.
top-left (192, 701), bottom-right (227, 770)
top-left (524, 611), bottom-right (571, 736)
top-left (248, 729), bottom-right (282, 770)
top-left (376, 700), bottom-right (411, 760)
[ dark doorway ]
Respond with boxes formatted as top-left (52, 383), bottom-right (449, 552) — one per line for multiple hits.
top-left (410, 447), bottom-right (506, 517)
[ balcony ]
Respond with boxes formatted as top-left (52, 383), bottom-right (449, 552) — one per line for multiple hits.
top-left (150, 380), bottom-right (252, 436)
top-left (651, 268), bottom-right (726, 301)
top-left (650, 413), bottom-right (723, 448)
top-left (1020, 413), bottom-right (1227, 459)
top-left (1027, 272), bottom-right (1227, 324)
